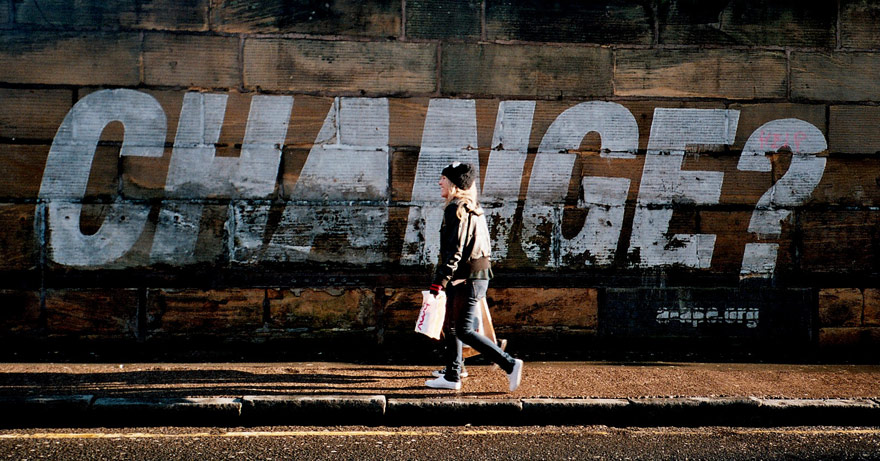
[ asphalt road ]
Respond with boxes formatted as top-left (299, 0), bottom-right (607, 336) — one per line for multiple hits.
top-left (2, 425), bottom-right (879, 460)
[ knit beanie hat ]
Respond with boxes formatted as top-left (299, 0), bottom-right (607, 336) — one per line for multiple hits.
top-left (441, 162), bottom-right (476, 190)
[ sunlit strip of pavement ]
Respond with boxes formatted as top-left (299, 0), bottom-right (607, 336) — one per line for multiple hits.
top-left (0, 429), bottom-right (534, 440)
top-left (2, 428), bottom-right (878, 440)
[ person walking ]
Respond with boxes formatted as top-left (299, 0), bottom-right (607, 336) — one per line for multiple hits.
top-left (425, 162), bottom-right (524, 392)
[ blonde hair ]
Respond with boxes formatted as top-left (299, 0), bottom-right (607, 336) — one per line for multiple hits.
top-left (445, 182), bottom-right (479, 220)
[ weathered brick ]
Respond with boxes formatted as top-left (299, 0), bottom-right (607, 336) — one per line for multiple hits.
top-left (388, 98), bottom-right (429, 150)
top-left (487, 0), bottom-right (652, 45)
top-left (212, 0), bottom-right (400, 37)
top-left (382, 288), bottom-right (422, 330)
top-left (231, 204), bottom-right (394, 265)
top-left (143, 33), bottom-right (241, 88)
top-left (659, 0), bottom-right (835, 47)
top-left (818, 288), bottom-right (863, 327)
top-left (0, 144), bottom-right (49, 199)
top-left (244, 39), bottom-right (436, 94)
top-left (0, 89), bottom-right (72, 141)
top-left (791, 52), bottom-right (880, 102)
top-left (0, 32), bottom-right (139, 86)
top-left (138, 0), bottom-right (209, 31)
top-left (407, 0), bottom-right (480, 40)
top-left (14, 0), bottom-right (137, 29)
top-left (487, 288), bottom-right (597, 329)
top-left (146, 288), bottom-right (264, 334)
top-left (24, 143), bottom-right (120, 200)
top-left (864, 289), bottom-right (880, 326)
top-left (442, 43), bottom-right (613, 98)
top-left (818, 327), bottom-right (865, 348)
top-left (45, 289), bottom-right (138, 337)
top-left (43, 202), bottom-right (168, 269)
top-left (146, 203), bottom-right (231, 265)
top-left (614, 100), bottom-right (723, 151)
top-left (615, 49), bottom-right (787, 99)
top-left (811, 156), bottom-right (880, 207)
top-left (0, 290), bottom-right (40, 334)
top-left (829, 105), bottom-right (880, 154)
top-left (0, 204), bottom-right (38, 270)
top-left (486, 0), bottom-right (654, 45)
top-left (699, 210), bottom-right (761, 274)
top-left (729, 103), bottom-right (827, 152)
top-left (841, 0), bottom-right (880, 49)
top-left (799, 210), bottom-right (880, 274)
top-left (267, 288), bottom-right (375, 329)
top-left (686, 153), bottom-right (770, 207)
top-left (0, 1), bottom-right (9, 26)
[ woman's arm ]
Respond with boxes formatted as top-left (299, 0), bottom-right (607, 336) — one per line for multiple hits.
top-left (432, 203), bottom-right (468, 290)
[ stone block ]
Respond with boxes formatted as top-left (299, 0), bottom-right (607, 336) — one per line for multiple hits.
top-left (840, 0), bottom-right (880, 49)
top-left (382, 288), bottom-right (422, 330)
top-left (0, 89), bottom-right (73, 141)
top-left (406, 0), bottom-right (480, 39)
top-left (791, 52), bottom-right (880, 102)
top-left (441, 43), bottom-right (613, 98)
top-left (487, 287), bottom-right (598, 329)
top-left (0, 32), bottom-right (139, 86)
top-left (818, 327), bottom-right (869, 348)
top-left (863, 289), bottom-right (880, 326)
top-left (146, 288), bottom-right (264, 335)
top-left (143, 33), bottom-right (240, 88)
top-left (615, 49), bottom-right (787, 99)
top-left (829, 105), bottom-right (880, 155)
top-left (659, 0), bottom-right (835, 47)
top-left (267, 288), bottom-right (376, 329)
top-left (44, 289), bottom-right (138, 337)
top-left (232, 204), bottom-right (393, 265)
top-left (729, 103), bottom-right (827, 152)
top-left (14, 0), bottom-right (137, 29)
top-left (0, 144), bottom-right (49, 199)
top-left (212, 0), bottom-right (400, 37)
top-left (0, 204), bottom-right (38, 271)
top-left (138, 0), bottom-right (209, 31)
top-left (811, 155), bottom-right (880, 207)
top-left (818, 288), bottom-right (863, 327)
top-left (698, 210), bottom-right (792, 275)
top-left (486, 0), bottom-right (652, 45)
top-left (0, 290), bottom-right (40, 334)
top-left (244, 39), bottom-right (436, 94)
top-left (799, 210), bottom-right (880, 274)
top-left (612, 100), bottom-right (723, 151)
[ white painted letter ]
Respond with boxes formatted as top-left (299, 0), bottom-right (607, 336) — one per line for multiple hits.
top-left (39, 89), bottom-right (166, 267)
top-left (235, 97), bottom-right (390, 264)
top-left (400, 99), bottom-right (480, 266)
top-left (151, 93), bottom-right (293, 263)
top-left (628, 108), bottom-right (739, 268)
top-left (739, 119), bottom-right (827, 278)
top-left (522, 101), bottom-right (637, 266)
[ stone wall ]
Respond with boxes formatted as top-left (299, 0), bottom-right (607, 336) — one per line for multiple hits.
top-left (1, 0), bottom-right (879, 359)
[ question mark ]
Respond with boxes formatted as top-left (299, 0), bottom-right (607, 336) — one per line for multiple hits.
top-left (737, 119), bottom-right (827, 278)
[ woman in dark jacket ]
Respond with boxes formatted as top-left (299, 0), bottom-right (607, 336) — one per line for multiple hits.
top-left (425, 162), bottom-right (524, 392)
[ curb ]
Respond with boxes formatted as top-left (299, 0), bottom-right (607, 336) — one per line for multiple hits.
top-left (0, 395), bottom-right (877, 428)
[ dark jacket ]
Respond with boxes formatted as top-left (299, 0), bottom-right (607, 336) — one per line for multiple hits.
top-left (432, 199), bottom-right (492, 289)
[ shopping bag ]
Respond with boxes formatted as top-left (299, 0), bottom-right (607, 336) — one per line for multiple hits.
top-left (415, 290), bottom-right (446, 340)
top-left (462, 297), bottom-right (497, 358)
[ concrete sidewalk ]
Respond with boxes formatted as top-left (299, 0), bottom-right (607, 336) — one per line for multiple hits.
top-left (0, 362), bottom-right (878, 428)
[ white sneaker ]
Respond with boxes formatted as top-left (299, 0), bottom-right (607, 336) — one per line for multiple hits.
top-left (431, 369), bottom-right (468, 378)
top-left (507, 359), bottom-right (523, 392)
top-left (425, 376), bottom-right (462, 390)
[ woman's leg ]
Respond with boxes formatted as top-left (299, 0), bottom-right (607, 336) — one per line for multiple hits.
top-left (455, 280), bottom-right (516, 374)
top-left (440, 284), bottom-right (464, 382)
